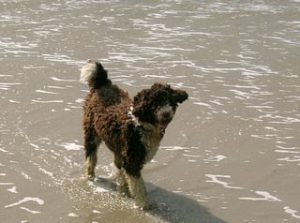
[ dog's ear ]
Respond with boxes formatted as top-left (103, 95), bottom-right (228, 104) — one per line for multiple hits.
top-left (152, 83), bottom-right (188, 104)
top-left (172, 89), bottom-right (188, 104)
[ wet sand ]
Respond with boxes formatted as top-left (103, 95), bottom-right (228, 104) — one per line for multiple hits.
top-left (1, 1), bottom-right (300, 222)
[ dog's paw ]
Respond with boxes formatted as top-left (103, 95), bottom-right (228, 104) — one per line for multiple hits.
top-left (117, 185), bottom-right (131, 197)
top-left (86, 174), bottom-right (95, 181)
top-left (135, 200), bottom-right (157, 211)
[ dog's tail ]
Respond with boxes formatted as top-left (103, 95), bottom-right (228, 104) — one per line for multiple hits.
top-left (80, 59), bottom-right (109, 89)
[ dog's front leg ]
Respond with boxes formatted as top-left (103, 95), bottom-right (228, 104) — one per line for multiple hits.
top-left (124, 172), bottom-right (150, 210)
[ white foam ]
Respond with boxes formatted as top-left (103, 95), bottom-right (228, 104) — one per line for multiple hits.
top-left (205, 174), bottom-right (244, 189)
top-left (239, 191), bottom-right (281, 202)
top-left (75, 98), bottom-right (84, 103)
top-left (0, 148), bottom-right (9, 153)
top-left (60, 142), bottom-right (83, 151)
top-left (210, 100), bottom-right (224, 106)
top-left (43, 54), bottom-right (79, 66)
top-left (31, 99), bottom-right (64, 104)
top-left (284, 206), bottom-right (300, 219)
top-left (188, 159), bottom-right (197, 162)
top-left (193, 102), bottom-right (212, 108)
top-left (275, 150), bottom-right (300, 154)
top-left (7, 186), bottom-right (18, 193)
top-left (276, 145), bottom-right (299, 150)
top-left (94, 187), bottom-right (109, 193)
top-left (229, 89), bottom-right (252, 99)
top-left (142, 74), bottom-right (171, 79)
top-left (5, 197), bottom-right (44, 208)
top-left (38, 167), bottom-right (54, 178)
top-left (9, 100), bottom-right (21, 103)
top-left (183, 154), bottom-right (201, 158)
top-left (224, 84), bottom-right (261, 90)
top-left (204, 155), bottom-right (227, 162)
top-left (277, 157), bottom-right (300, 162)
top-left (30, 143), bottom-right (40, 150)
top-left (251, 134), bottom-right (273, 140)
top-left (20, 207), bottom-right (41, 214)
top-left (0, 182), bottom-right (14, 186)
top-left (21, 172), bottom-right (32, 180)
top-left (50, 76), bottom-right (76, 82)
top-left (161, 146), bottom-right (189, 151)
top-left (68, 213), bottom-right (79, 217)
top-left (0, 82), bottom-right (22, 90)
top-left (88, 181), bottom-right (109, 193)
top-left (35, 89), bottom-right (58, 95)
top-left (48, 85), bottom-right (68, 90)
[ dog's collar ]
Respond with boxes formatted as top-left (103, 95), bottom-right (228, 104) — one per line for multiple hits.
top-left (127, 106), bottom-right (165, 137)
top-left (127, 105), bottom-right (139, 125)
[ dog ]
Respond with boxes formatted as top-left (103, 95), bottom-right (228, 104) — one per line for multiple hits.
top-left (80, 59), bottom-right (188, 209)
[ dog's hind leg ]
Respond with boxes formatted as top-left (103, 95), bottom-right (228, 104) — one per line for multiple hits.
top-left (84, 128), bottom-right (101, 180)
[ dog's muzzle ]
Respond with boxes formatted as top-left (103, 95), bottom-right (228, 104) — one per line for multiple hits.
top-left (156, 104), bottom-right (174, 129)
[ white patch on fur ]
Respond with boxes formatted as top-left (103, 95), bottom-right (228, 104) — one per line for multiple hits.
top-left (80, 62), bottom-right (97, 83)
top-left (127, 105), bottom-right (138, 124)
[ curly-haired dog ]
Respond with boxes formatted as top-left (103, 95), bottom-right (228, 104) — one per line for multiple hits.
top-left (80, 60), bottom-right (188, 209)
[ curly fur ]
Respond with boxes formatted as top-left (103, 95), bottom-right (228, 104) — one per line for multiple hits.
top-left (80, 60), bottom-right (188, 209)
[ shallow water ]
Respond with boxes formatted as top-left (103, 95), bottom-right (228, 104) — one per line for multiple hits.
top-left (1, 0), bottom-right (300, 222)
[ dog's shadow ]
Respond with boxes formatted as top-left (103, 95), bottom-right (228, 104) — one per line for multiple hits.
top-left (93, 177), bottom-right (227, 223)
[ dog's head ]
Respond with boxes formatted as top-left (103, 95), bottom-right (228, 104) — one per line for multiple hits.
top-left (133, 83), bottom-right (188, 130)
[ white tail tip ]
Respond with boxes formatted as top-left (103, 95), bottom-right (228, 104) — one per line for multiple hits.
top-left (80, 61), bottom-right (97, 84)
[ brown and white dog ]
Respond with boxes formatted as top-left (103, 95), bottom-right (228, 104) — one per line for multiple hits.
top-left (80, 60), bottom-right (188, 209)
